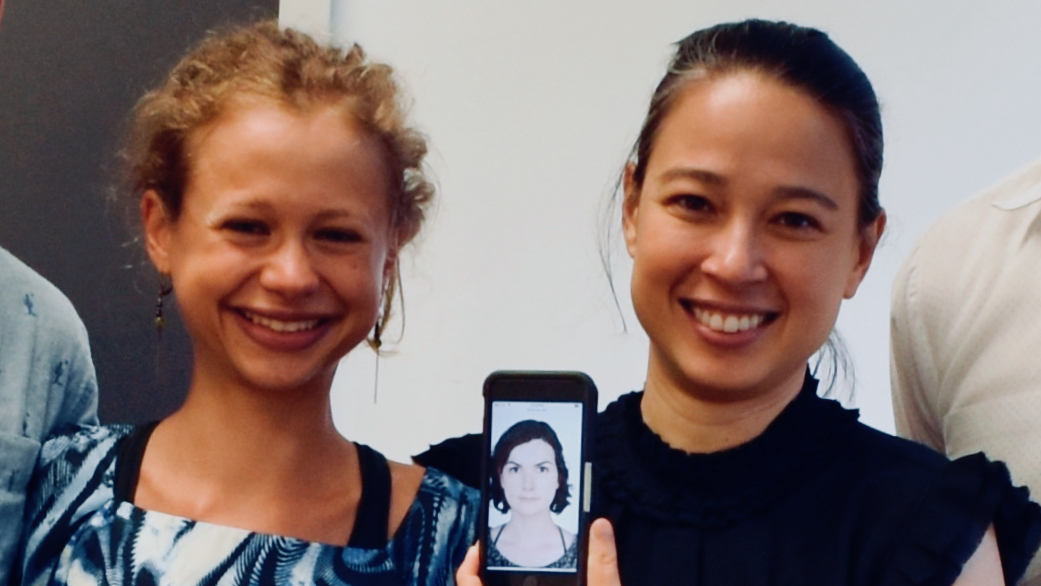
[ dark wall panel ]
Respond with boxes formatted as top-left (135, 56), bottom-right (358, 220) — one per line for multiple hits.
top-left (0, 0), bottom-right (278, 424)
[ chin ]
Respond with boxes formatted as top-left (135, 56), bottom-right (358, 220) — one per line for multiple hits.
top-left (671, 361), bottom-right (786, 403)
top-left (236, 363), bottom-right (335, 394)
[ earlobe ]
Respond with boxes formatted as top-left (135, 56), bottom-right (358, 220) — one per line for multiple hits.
top-left (843, 212), bottom-right (886, 299)
top-left (382, 254), bottom-right (399, 294)
top-left (141, 190), bottom-right (173, 275)
top-left (383, 231), bottom-right (404, 287)
top-left (622, 164), bottom-right (641, 258)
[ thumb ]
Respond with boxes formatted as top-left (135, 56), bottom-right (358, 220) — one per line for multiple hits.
top-left (587, 518), bottom-right (622, 586)
top-left (455, 544), bottom-right (482, 586)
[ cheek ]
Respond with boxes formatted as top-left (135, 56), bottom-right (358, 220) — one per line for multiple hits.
top-left (543, 471), bottom-right (559, 491)
top-left (779, 249), bottom-right (848, 327)
top-left (633, 215), bottom-right (704, 275)
top-left (321, 254), bottom-right (382, 305)
top-left (166, 233), bottom-right (243, 301)
top-left (629, 227), bottom-right (703, 316)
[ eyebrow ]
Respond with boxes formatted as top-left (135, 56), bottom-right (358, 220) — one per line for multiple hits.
top-left (774, 186), bottom-right (840, 210)
top-left (660, 167), bottom-right (726, 186)
top-left (659, 167), bottom-right (840, 211)
top-left (204, 199), bottom-right (359, 225)
top-left (506, 460), bottom-right (553, 467)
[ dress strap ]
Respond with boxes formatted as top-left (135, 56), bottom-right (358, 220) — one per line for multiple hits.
top-left (348, 442), bottom-right (392, 548)
top-left (492, 524), bottom-right (505, 546)
top-left (558, 526), bottom-right (566, 554)
top-left (113, 421), bottom-right (161, 503)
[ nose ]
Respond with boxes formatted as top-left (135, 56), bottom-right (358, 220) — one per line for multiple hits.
top-left (700, 220), bottom-right (768, 285)
top-left (521, 469), bottom-right (536, 490)
top-left (259, 240), bottom-right (320, 297)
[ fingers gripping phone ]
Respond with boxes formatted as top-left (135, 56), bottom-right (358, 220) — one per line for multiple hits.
top-left (479, 371), bottom-right (598, 586)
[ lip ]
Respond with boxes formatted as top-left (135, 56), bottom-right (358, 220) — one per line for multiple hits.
top-left (680, 299), bottom-right (779, 348)
top-left (232, 307), bottom-right (339, 352)
top-left (511, 497), bottom-right (546, 510)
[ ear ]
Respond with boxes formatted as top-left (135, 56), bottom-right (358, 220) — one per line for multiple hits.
top-left (141, 190), bottom-right (174, 275)
top-left (382, 229), bottom-right (404, 287)
top-left (843, 211), bottom-right (886, 299)
top-left (622, 164), bottom-right (641, 259)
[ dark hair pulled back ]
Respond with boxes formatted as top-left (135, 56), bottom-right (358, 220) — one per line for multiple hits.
top-left (628, 19), bottom-right (883, 228)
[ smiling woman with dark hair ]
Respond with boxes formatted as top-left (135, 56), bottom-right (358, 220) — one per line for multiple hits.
top-left (451, 18), bottom-right (1041, 586)
top-left (487, 420), bottom-right (576, 569)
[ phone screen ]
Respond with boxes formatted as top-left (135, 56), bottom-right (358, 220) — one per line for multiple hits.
top-left (487, 401), bottom-right (584, 571)
top-left (481, 372), bottom-right (596, 586)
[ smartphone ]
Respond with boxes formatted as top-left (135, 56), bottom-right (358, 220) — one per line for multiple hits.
top-left (479, 371), bottom-right (598, 586)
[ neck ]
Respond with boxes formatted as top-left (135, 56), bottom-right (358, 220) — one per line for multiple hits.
top-left (157, 362), bottom-right (351, 492)
top-left (640, 358), bottom-right (805, 454)
top-left (507, 510), bottom-right (559, 534)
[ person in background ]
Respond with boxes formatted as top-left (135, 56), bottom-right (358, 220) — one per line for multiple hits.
top-left (452, 18), bottom-right (1041, 586)
top-left (891, 157), bottom-right (1041, 586)
top-left (19, 20), bottom-right (475, 586)
top-left (0, 1), bottom-right (100, 584)
top-left (0, 251), bottom-right (99, 585)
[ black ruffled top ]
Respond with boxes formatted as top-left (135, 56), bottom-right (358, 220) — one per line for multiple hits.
top-left (593, 374), bottom-right (1041, 586)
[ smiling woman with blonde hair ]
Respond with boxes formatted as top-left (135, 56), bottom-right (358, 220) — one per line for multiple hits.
top-left (19, 20), bottom-right (475, 586)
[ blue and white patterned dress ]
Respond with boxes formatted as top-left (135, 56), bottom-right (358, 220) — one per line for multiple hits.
top-left (19, 425), bottom-right (478, 586)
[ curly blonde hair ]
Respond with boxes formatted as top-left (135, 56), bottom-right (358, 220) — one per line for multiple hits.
top-left (124, 19), bottom-right (433, 335)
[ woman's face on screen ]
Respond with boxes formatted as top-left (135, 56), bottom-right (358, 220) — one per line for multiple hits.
top-left (501, 439), bottom-right (559, 517)
top-left (143, 101), bottom-right (397, 394)
top-left (623, 71), bottom-right (882, 402)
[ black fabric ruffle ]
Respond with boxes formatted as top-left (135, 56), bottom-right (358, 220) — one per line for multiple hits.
top-left (593, 372), bottom-right (1041, 585)
top-left (595, 374), bottom-right (859, 528)
top-left (885, 453), bottom-right (1041, 586)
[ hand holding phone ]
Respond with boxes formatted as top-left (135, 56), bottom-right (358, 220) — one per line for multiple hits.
top-left (479, 371), bottom-right (597, 586)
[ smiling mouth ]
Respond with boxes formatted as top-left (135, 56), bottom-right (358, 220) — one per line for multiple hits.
top-left (690, 305), bottom-right (775, 333)
top-left (240, 310), bottom-right (323, 333)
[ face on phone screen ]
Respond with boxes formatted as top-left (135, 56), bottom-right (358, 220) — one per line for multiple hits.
top-left (486, 401), bottom-right (583, 571)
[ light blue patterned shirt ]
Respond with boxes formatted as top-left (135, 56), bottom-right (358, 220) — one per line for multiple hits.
top-left (21, 426), bottom-right (477, 586)
top-left (0, 246), bottom-right (98, 586)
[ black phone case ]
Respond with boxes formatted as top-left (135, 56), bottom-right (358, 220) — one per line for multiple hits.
top-left (478, 371), bottom-right (598, 586)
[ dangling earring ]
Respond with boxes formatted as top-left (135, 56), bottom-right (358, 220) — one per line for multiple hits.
top-left (370, 281), bottom-right (390, 403)
top-left (371, 313), bottom-right (384, 351)
top-left (154, 279), bottom-right (173, 331)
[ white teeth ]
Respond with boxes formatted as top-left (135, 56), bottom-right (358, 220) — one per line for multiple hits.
top-left (693, 307), bottom-right (766, 333)
top-left (709, 314), bottom-right (723, 330)
top-left (243, 311), bottom-right (320, 333)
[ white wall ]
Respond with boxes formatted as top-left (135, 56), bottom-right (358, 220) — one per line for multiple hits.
top-left (282, 0), bottom-right (1041, 461)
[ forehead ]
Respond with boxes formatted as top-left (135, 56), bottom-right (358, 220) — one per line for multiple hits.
top-left (190, 99), bottom-right (364, 156)
top-left (508, 439), bottom-right (555, 459)
top-left (647, 71), bottom-right (858, 203)
top-left (183, 101), bottom-right (392, 210)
